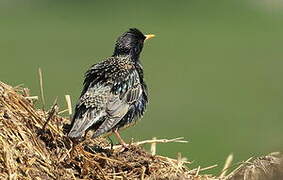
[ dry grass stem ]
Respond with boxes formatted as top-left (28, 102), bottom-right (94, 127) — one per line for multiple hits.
top-left (65, 95), bottom-right (72, 115)
top-left (150, 137), bottom-right (157, 156)
top-left (219, 153), bottom-right (233, 178)
top-left (24, 96), bottom-right (39, 100)
top-left (111, 137), bottom-right (188, 150)
top-left (38, 68), bottom-right (45, 109)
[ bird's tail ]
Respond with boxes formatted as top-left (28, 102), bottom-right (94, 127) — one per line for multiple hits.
top-left (68, 110), bottom-right (103, 139)
top-left (68, 118), bottom-right (86, 139)
top-left (92, 116), bottom-right (121, 138)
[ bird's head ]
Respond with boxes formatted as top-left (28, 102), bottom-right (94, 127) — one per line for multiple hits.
top-left (113, 28), bottom-right (155, 60)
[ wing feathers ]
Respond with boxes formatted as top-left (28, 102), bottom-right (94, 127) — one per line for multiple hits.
top-left (68, 109), bottom-right (106, 138)
top-left (68, 84), bottom-right (110, 138)
top-left (68, 59), bottom-right (144, 139)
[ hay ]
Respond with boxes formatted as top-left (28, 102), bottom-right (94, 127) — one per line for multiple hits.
top-left (0, 81), bottom-right (218, 180)
top-left (226, 152), bottom-right (283, 180)
top-left (0, 81), bottom-right (282, 180)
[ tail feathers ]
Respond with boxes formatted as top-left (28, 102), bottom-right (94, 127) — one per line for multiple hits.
top-left (92, 116), bottom-right (121, 138)
top-left (68, 125), bottom-right (85, 138)
top-left (68, 116), bottom-right (87, 138)
top-left (68, 110), bottom-right (104, 139)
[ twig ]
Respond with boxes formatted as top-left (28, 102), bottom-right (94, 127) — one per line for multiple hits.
top-left (225, 157), bottom-right (253, 179)
top-left (150, 137), bottom-right (157, 155)
top-left (189, 164), bottom-right (218, 174)
top-left (155, 154), bottom-right (191, 164)
top-left (42, 97), bottom-right (58, 130)
top-left (24, 96), bottom-right (39, 100)
top-left (141, 166), bottom-right (146, 180)
top-left (219, 153), bottom-right (233, 178)
top-left (65, 95), bottom-right (72, 115)
top-left (199, 164), bottom-right (218, 172)
top-left (194, 166), bottom-right (200, 177)
top-left (38, 68), bottom-right (45, 110)
top-left (135, 137), bottom-right (188, 145)
top-left (23, 88), bottom-right (30, 97)
top-left (111, 137), bottom-right (188, 149)
top-left (58, 109), bottom-right (69, 114)
top-left (176, 152), bottom-right (187, 169)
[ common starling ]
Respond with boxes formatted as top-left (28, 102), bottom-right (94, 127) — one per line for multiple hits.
top-left (68, 28), bottom-right (155, 146)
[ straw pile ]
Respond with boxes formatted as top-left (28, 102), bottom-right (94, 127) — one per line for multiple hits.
top-left (0, 81), bottom-right (282, 180)
top-left (0, 81), bottom-right (218, 179)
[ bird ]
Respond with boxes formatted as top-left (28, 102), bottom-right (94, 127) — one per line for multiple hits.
top-left (67, 28), bottom-right (155, 146)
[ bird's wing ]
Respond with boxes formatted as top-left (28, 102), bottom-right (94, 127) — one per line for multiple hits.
top-left (80, 58), bottom-right (114, 96)
top-left (68, 57), bottom-right (143, 139)
top-left (68, 83), bottom-right (111, 138)
top-left (92, 69), bottom-right (143, 137)
top-left (68, 57), bottom-right (117, 138)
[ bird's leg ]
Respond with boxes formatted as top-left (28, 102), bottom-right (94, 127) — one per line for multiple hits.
top-left (113, 129), bottom-right (127, 147)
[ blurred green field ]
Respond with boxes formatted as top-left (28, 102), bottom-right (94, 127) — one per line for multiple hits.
top-left (1, 0), bottom-right (283, 174)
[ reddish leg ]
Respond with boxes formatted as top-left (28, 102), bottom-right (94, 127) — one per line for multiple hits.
top-left (113, 129), bottom-right (127, 147)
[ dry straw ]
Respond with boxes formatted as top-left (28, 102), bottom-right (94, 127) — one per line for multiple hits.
top-left (0, 81), bottom-right (219, 180)
top-left (0, 81), bottom-right (282, 180)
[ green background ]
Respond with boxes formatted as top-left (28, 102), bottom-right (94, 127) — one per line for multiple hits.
top-left (1, 0), bottom-right (283, 174)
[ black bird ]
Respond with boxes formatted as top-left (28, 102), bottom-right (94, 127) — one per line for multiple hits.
top-left (68, 28), bottom-right (155, 146)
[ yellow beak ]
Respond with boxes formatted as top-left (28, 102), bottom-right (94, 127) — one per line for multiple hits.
top-left (145, 34), bottom-right (155, 41)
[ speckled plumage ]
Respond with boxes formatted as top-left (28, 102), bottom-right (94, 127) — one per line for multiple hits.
top-left (68, 28), bottom-right (151, 141)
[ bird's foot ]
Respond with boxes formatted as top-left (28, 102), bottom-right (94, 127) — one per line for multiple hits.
top-left (120, 141), bottom-right (128, 149)
top-left (113, 129), bottom-right (128, 148)
top-left (112, 129), bottom-right (131, 152)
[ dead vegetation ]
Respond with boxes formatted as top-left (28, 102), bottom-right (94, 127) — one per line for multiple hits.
top-left (0, 81), bottom-right (282, 180)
